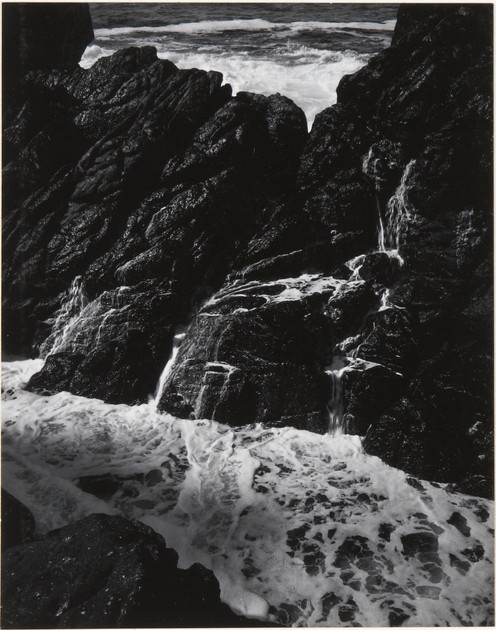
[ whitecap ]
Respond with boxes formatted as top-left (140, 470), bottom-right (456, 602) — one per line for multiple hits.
top-left (94, 18), bottom-right (396, 38)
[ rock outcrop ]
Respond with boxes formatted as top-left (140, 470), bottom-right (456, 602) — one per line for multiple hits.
top-left (157, 5), bottom-right (493, 494)
top-left (4, 46), bottom-right (307, 403)
top-left (3, 5), bottom-right (493, 495)
top-left (1, 513), bottom-right (270, 628)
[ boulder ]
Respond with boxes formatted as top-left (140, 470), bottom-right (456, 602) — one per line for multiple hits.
top-left (159, 289), bottom-right (334, 432)
top-left (1, 513), bottom-right (272, 628)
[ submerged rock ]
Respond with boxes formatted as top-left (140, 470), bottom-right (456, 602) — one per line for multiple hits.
top-left (1, 513), bottom-right (271, 628)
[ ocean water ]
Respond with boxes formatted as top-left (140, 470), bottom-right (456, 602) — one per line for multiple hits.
top-left (2, 359), bottom-right (494, 626)
top-left (81, 3), bottom-right (398, 127)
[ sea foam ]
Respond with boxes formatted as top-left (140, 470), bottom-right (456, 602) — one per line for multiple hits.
top-left (2, 359), bottom-right (494, 626)
top-left (80, 43), bottom-right (368, 128)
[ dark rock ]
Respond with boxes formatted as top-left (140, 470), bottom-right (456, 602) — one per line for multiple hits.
top-left (1, 513), bottom-right (270, 628)
top-left (357, 252), bottom-right (402, 284)
top-left (4, 42), bottom-right (308, 402)
top-left (1, 490), bottom-right (36, 552)
top-left (158, 295), bottom-right (332, 431)
top-left (27, 352), bottom-right (84, 395)
top-left (3, 3), bottom-right (93, 100)
top-left (378, 523), bottom-right (395, 542)
top-left (447, 512), bottom-right (471, 537)
top-left (401, 532), bottom-right (438, 557)
top-left (364, 340), bottom-right (493, 496)
top-left (342, 364), bottom-right (405, 435)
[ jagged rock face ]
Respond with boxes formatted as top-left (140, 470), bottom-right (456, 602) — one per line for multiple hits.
top-left (3, 5), bottom-right (493, 494)
top-left (3, 44), bottom-right (308, 402)
top-left (158, 277), bottom-right (337, 432)
top-left (161, 5), bottom-right (493, 494)
top-left (1, 513), bottom-right (269, 628)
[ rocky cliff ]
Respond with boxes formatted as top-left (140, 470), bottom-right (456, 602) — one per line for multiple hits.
top-left (3, 5), bottom-right (493, 496)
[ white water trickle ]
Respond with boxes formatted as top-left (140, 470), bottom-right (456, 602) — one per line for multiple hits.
top-left (346, 254), bottom-right (366, 281)
top-left (362, 148), bottom-right (389, 257)
top-left (385, 159), bottom-right (416, 252)
top-left (362, 149), bottom-right (416, 264)
top-left (379, 287), bottom-right (406, 312)
top-left (39, 276), bottom-right (88, 358)
top-left (151, 327), bottom-right (187, 410)
top-left (377, 207), bottom-right (387, 254)
top-left (39, 283), bottom-right (133, 360)
top-left (326, 356), bottom-right (353, 435)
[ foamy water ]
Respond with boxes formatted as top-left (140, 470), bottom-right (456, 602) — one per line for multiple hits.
top-left (80, 42), bottom-right (368, 128)
top-left (80, 11), bottom-right (395, 128)
top-left (2, 360), bottom-right (493, 626)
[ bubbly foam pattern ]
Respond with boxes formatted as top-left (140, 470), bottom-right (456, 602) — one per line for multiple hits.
top-left (2, 360), bottom-right (494, 626)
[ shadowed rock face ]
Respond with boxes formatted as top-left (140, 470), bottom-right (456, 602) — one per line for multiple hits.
top-left (1, 513), bottom-right (273, 628)
top-left (2, 3), bottom-right (93, 101)
top-left (3, 5), bottom-right (493, 494)
top-left (1, 490), bottom-right (35, 552)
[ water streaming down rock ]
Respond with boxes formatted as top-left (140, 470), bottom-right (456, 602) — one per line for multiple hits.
top-left (362, 147), bottom-right (416, 265)
top-left (362, 147), bottom-right (387, 253)
top-left (39, 276), bottom-right (89, 358)
top-left (324, 155), bottom-right (416, 435)
top-left (40, 282), bottom-right (134, 359)
top-left (151, 328), bottom-right (187, 410)
top-left (326, 357), bottom-right (349, 434)
top-left (383, 160), bottom-right (416, 259)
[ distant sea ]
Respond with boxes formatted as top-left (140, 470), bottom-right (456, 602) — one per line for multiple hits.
top-left (82, 3), bottom-right (398, 127)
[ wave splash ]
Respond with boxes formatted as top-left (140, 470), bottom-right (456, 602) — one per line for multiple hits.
top-left (80, 44), bottom-right (369, 128)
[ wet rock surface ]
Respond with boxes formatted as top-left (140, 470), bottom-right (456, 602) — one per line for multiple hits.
top-left (1, 513), bottom-right (271, 628)
top-left (2, 5), bottom-right (493, 494)
top-left (1, 490), bottom-right (36, 552)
